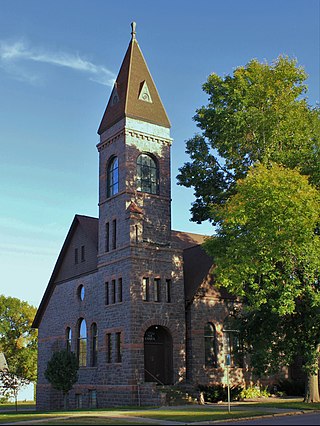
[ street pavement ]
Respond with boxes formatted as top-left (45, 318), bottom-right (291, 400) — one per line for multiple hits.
top-left (213, 412), bottom-right (320, 425)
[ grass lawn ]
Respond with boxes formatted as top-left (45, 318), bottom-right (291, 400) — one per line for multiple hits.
top-left (0, 409), bottom-right (268, 424)
top-left (239, 398), bottom-right (320, 411)
top-left (0, 398), bottom-right (319, 425)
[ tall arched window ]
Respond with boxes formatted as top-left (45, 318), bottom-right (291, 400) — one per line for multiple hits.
top-left (66, 327), bottom-right (72, 352)
top-left (77, 319), bottom-right (87, 367)
top-left (204, 322), bottom-right (217, 367)
top-left (223, 316), bottom-right (243, 368)
top-left (137, 154), bottom-right (159, 194)
top-left (91, 323), bottom-right (98, 367)
top-left (107, 156), bottom-right (119, 197)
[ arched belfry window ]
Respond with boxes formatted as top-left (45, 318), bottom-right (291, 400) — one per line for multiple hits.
top-left (107, 156), bottom-right (119, 197)
top-left (137, 154), bottom-right (159, 195)
top-left (77, 318), bottom-right (87, 367)
top-left (204, 322), bottom-right (217, 368)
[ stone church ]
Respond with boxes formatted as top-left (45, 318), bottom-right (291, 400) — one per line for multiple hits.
top-left (33, 23), bottom-right (246, 410)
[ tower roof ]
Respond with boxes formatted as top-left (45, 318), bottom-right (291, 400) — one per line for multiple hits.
top-left (98, 22), bottom-right (171, 135)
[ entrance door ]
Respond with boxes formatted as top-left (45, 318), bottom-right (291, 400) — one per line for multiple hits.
top-left (144, 325), bottom-right (173, 385)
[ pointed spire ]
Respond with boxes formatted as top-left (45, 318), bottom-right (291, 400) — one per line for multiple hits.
top-left (98, 23), bottom-right (171, 135)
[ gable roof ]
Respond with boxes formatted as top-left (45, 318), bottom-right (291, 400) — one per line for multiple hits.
top-left (32, 215), bottom-right (98, 328)
top-left (171, 230), bottom-right (207, 249)
top-left (98, 23), bottom-right (171, 134)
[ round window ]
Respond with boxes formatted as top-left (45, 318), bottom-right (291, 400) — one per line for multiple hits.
top-left (78, 285), bottom-right (85, 301)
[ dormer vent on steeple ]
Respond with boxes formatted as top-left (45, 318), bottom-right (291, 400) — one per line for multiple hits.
top-left (98, 22), bottom-right (170, 135)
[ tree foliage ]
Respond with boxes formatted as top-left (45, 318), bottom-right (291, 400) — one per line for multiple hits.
top-left (0, 295), bottom-right (37, 382)
top-left (177, 56), bottom-right (320, 223)
top-left (44, 350), bottom-right (79, 396)
top-left (205, 164), bottom-right (320, 315)
top-left (204, 164), bottom-right (320, 401)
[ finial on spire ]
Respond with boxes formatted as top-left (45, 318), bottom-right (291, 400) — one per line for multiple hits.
top-left (131, 21), bottom-right (136, 39)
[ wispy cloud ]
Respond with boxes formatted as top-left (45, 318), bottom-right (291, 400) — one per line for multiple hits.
top-left (0, 39), bottom-right (116, 86)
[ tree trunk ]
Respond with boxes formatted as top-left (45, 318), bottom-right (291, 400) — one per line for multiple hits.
top-left (304, 370), bottom-right (320, 403)
top-left (14, 389), bottom-right (18, 412)
top-left (63, 392), bottom-right (69, 410)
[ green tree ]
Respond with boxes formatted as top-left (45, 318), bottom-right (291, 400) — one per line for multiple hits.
top-left (44, 350), bottom-right (79, 408)
top-left (0, 369), bottom-right (30, 411)
top-left (204, 164), bottom-right (320, 402)
top-left (0, 295), bottom-right (37, 382)
top-left (177, 56), bottom-right (320, 224)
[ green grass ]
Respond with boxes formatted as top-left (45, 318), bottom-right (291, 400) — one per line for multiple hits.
top-left (0, 401), bottom-right (35, 410)
top-left (246, 399), bottom-right (320, 411)
top-left (1, 398), bottom-right (319, 425)
top-left (0, 409), bottom-right (268, 425)
top-left (34, 418), bottom-right (154, 425)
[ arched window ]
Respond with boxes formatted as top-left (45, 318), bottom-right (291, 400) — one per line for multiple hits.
top-left (107, 156), bottom-right (119, 197)
top-left (91, 323), bottom-right (98, 367)
top-left (66, 327), bottom-right (72, 352)
top-left (77, 319), bottom-right (87, 367)
top-left (223, 316), bottom-right (243, 368)
top-left (204, 322), bottom-right (217, 368)
top-left (78, 285), bottom-right (85, 301)
top-left (137, 154), bottom-right (159, 194)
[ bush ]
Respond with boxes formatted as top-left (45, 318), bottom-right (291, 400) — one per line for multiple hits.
top-left (274, 379), bottom-right (305, 397)
top-left (198, 384), bottom-right (243, 403)
top-left (240, 385), bottom-right (270, 399)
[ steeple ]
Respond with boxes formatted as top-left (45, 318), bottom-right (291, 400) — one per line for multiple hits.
top-left (98, 22), bottom-right (171, 135)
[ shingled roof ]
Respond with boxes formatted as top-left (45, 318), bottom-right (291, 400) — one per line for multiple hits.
top-left (98, 22), bottom-right (171, 134)
top-left (32, 215), bottom-right (98, 328)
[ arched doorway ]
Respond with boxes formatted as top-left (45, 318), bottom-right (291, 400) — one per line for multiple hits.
top-left (144, 325), bottom-right (173, 385)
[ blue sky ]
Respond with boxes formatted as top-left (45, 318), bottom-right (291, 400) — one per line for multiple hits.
top-left (0, 0), bottom-right (319, 307)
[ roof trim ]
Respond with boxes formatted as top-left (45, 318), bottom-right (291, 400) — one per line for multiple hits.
top-left (32, 215), bottom-right (98, 328)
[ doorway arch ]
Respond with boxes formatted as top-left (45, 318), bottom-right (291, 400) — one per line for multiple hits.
top-left (144, 325), bottom-right (173, 385)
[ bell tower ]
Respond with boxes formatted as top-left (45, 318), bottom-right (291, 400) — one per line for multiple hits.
top-left (96, 23), bottom-right (186, 391)
top-left (97, 22), bottom-right (173, 262)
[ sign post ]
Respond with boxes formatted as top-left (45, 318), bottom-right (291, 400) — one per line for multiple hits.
top-left (226, 354), bottom-right (231, 413)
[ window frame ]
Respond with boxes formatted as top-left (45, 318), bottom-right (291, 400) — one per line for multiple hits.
top-left (204, 322), bottom-right (218, 368)
top-left (112, 219), bottom-right (117, 250)
top-left (165, 279), bottom-right (172, 303)
top-left (118, 278), bottom-right (123, 303)
top-left (107, 156), bottom-right (119, 198)
top-left (111, 279), bottom-right (116, 304)
top-left (77, 318), bottom-right (87, 367)
top-left (154, 278), bottom-right (161, 302)
top-left (115, 332), bottom-right (122, 363)
top-left (142, 277), bottom-right (150, 301)
top-left (136, 153), bottom-right (159, 195)
top-left (91, 323), bottom-right (98, 367)
top-left (66, 327), bottom-right (72, 352)
top-left (106, 333), bottom-right (112, 364)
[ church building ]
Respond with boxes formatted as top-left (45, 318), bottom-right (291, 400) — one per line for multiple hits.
top-left (32, 23), bottom-right (246, 410)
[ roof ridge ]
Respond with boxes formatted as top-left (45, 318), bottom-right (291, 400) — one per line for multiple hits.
top-left (75, 214), bottom-right (98, 220)
top-left (124, 38), bottom-right (134, 116)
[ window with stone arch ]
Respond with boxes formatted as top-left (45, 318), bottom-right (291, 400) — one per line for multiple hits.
top-left (107, 156), bottom-right (119, 197)
top-left (223, 316), bottom-right (243, 368)
top-left (137, 153), bottom-right (159, 195)
top-left (204, 322), bottom-right (218, 368)
top-left (91, 322), bottom-right (98, 367)
top-left (66, 327), bottom-right (72, 352)
top-left (77, 318), bottom-right (87, 367)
